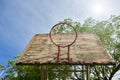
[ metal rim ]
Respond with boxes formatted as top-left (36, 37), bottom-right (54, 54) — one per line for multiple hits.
top-left (49, 22), bottom-right (77, 47)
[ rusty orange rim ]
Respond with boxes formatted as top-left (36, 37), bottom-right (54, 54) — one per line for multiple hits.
top-left (49, 22), bottom-right (77, 47)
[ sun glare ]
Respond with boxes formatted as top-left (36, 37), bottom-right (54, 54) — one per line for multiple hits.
top-left (92, 4), bottom-right (104, 15)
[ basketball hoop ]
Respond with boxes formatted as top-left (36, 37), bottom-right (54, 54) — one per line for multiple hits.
top-left (49, 22), bottom-right (77, 62)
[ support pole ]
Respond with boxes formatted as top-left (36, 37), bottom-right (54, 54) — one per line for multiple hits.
top-left (46, 65), bottom-right (49, 80)
top-left (68, 46), bottom-right (70, 61)
top-left (82, 65), bottom-right (85, 80)
top-left (57, 46), bottom-right (60, 62)
top-left (86, 65), bottom-right (90, 80)
top-left (40, 66), bottom-right (44, 80)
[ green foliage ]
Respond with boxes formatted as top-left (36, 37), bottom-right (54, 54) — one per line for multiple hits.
top-left (3, 57), bottom-right (72, 80)
top-left (48, 65), bottom-right (72, 79)
top-left (63, 16), bottom-right (120, 80)
top-left (0, 64), bottom-right (5, 69)
top-left (0, 64), bottom-right (5, 76)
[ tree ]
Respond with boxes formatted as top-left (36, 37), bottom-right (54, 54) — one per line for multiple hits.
top-left (3, 57), bottom-right (72, 80)
top-left (64, 17), bottom-right (120, 80)
top-left (0, 64), bottom-right (5, 78)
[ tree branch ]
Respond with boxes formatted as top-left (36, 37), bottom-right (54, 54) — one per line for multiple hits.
top-left (109, 63), bottom-right (120, 80)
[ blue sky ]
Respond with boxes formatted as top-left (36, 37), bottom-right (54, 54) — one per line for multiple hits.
top-left (0, 0), bottom-right (120, 79)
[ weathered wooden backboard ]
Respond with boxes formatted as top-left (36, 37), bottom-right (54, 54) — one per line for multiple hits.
top-left (16, 33), bottom-right (115, 65)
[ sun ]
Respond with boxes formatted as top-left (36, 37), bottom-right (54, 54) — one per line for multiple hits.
top-left (92, 4), bottom-right (104, 15)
